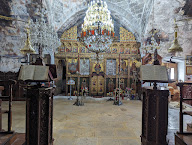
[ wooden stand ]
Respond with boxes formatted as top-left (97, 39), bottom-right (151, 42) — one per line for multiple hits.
top-left (0, 80), bottom-right (16, 133)
top-left (26, 86), bottom-right (54, 145)
top-left (175, 82), bottom-right (192, 145)
top-left (141, 87), bottom-right (169, 145)
top-left (0, 80), bottom-right (26, 145)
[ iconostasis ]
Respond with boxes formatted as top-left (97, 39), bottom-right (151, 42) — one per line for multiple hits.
top-left (55, 26), bottom-right (141, 96)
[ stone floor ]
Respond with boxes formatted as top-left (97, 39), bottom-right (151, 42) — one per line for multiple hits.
top-left (1, 99), bottom-right (192, 145)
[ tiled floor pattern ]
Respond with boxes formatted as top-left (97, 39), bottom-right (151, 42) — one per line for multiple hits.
top-left (1, 99), bottom-right (192, 145)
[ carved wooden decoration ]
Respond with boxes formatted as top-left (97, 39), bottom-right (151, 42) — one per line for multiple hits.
top-left (26, 87), bottom-right (54, 145)
top-left (55, 26), bottom-right (141, 96)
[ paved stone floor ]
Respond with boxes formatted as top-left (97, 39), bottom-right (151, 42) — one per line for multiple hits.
top-left (1, 99), bottom-right (192, 145)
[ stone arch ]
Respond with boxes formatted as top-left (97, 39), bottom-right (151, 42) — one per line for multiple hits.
top-left (56, 3), bottom-right (142, 41)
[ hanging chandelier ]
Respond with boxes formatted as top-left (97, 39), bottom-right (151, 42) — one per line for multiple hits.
top-left (143, 32), bottom-right (161, 54)
top-left (142, 0), bottom-right (161, 55)
top-left (168, 19), bottom-right (183, 56)
top-left (80, 0), bottom-right (115, 53)
top-left (30, 6), bottom-right (61, 57)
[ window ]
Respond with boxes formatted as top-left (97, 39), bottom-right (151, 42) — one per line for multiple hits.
top-left (170, 68), bottom-right (174, 80)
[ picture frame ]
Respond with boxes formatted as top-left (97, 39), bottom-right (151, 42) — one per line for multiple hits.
top-left (186, 55), bottom-right (192, 65)
top-left (186, 66), bottom-right (192, 75)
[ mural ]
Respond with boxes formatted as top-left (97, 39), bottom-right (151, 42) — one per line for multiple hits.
top-left (80, 59), bottom-right (89, 75)
top-left (118, 78), bottom-right (127, 90)
top-left (92, 62), bottom-right (104, 74)
top-left (68, 59), bottom-right (78, 74)
top-left (80, 47), bottom-right (86, 53)
top-left (120, 47), bottom-right (124, 54)
top-left (144, 29), bottom-right (169, 49)
top-left (186, 66), bottom-right (192, 75)
top-left (106, 78), bottom-right (116, 93)
top-left (130, 61), bottom-right (137, 76)
top-left (66, 47), bottom-right (72, 52)
top-left (106, 59), bottom-right (116, 75)
top-left (125, 48), bottom-right (130, 54)
top-left (119, 59), bottom-right (128, 75)
top-left (73, 47), bottom-right (78, 53)
top-left (106, 48), bottom-right (111, 53)
top-left (112, 48), bottom-right (117, 53)
top-left (120, 27), bottom-right (136, 41)
top-left (80, 78), bottom-right (89, 91)
top-left (131, 48), bottom-right (138, 54)
top-left (61, 26), bottom-right (77, 40)
top-left (142, 53), bottom-right (162, 65)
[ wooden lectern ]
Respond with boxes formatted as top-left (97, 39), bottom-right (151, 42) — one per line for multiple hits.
top-left (18, 65), bottom-right (55, 145)
top-left (26, 86), bottom-right (54, 145)
top-left (140, 65), bottom-right (170, 145)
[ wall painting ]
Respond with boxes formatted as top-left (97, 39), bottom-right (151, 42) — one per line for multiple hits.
top-left (106, 59), bottom-right (116, 75)
top-left (68, 59), bottom-right (78, 74)
top-left (80, 59), bottom-right (90, 75)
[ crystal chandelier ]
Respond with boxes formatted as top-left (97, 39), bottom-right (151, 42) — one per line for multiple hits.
top-left (80, 0), bottom-right (115, 53)
top-left (30, 6), bottom-right (61, 57)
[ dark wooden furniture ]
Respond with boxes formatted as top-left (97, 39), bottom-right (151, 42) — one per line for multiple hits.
top-left (175, 82), bottom-right (192, 145)
top-left (0, 80), bottom-right (16, 133)
top-left (0, 133), bottom-right (25, 145)
top-left (0, 71), bottom-right (25, 101)
top-left (175, 133), bottom-right (192, 145)
top-left (141, 87), bottom-right (169, 145)
top-left (26, 86), bottom-right (54, 145)
top-left (181, 83), bottom-right (192, 106)
top-left (0, 80), bottom-right (26, 145)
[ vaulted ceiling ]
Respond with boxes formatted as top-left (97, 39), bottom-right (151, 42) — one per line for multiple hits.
top-left (0, 0), bottom-right (153, 41)
top-left (1, 0), bottom-right (192, 41)
top-left (0, 0), bottom-right (192, 57)
top-left (47, 0), bottom-right (153, 41)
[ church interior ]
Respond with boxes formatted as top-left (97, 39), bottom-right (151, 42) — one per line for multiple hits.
top-left (0, 0), bottom-right (192, 145)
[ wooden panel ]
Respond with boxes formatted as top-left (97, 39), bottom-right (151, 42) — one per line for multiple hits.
top-left (91, 76), bottom-right (104, 96)
top-left (175, 133), bottom-right (192, 145)
top-left (0, 72), bottom-right (24, 100)
top-left (141, 88), bottom-right (169, 145)
top-left (182, 85), bottom-right (192, 106)
top-left (26, 87), bottom-right (54, 145)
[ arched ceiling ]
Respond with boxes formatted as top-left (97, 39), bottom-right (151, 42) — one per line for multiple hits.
top-left (46, 0), bottom-right (153, 41)
top-left (0, 0), bottom-right (192, 58)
